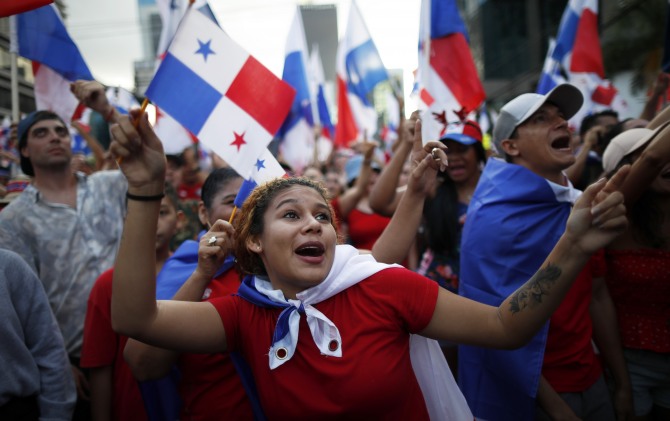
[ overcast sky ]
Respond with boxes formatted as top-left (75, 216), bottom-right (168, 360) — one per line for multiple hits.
top-left (65, 0), bottom-right (421, 100)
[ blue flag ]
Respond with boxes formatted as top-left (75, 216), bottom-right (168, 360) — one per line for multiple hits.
top-left (458, 159), bottom-right (573, 421)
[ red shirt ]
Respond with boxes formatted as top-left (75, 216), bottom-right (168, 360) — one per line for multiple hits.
top-left (211, 267), bottom-right (438, 420)
top-left (81, 269), bottom-right (147, 421)
top-left (605, 248), bottom-right (670, 352)
top-left (542, 252), bottom-right (605, 393)
top-left (177, 268), bottom-right (254, 420)
top-left (332, 197), bottom-right (391, 251)
top-left (178, 182), bottom-right (203, 201)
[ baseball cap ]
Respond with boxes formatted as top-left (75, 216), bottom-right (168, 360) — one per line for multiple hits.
top-left (492, 84), bottom-right (584, 154)
top-left (602, 121), bottom-right (670, 174)
top-left (439, 119), bottom-right (483, 145)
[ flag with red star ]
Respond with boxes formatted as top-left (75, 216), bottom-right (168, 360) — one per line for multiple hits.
top-left (146, 8), bottom-right (296, 178)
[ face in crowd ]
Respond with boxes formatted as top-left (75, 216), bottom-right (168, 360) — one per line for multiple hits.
top-left (233, 178), bottom-right (339, 299)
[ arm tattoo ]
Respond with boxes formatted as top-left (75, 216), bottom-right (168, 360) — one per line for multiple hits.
top-left (508, 263), bottom-right (561, 314)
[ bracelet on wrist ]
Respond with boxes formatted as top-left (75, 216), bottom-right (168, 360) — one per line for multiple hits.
top-left (126, 191), bottom-right (165, 202)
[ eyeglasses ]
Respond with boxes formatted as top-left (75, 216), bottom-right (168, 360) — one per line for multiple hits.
top-left (30, 126), bottom-right (69, 139)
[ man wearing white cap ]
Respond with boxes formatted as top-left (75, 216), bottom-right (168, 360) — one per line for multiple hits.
top-left (458, 84), bottom-right (632, 421)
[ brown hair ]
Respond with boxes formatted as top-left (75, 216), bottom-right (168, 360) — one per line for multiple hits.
top-left (232, 177), bottom-right (340, 276)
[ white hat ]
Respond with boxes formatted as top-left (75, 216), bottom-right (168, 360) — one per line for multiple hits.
top-left (602, 120), bottom-right (670, 174)
top-left (492, 84), bottom-right (583, 154)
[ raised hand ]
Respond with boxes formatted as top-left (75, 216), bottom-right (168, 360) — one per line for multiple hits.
top-left (565, 165), bottom-right (630, 254)
top-left (70, 80), bottom-right (110, 115)
top-left (408, 118), bottom-right (448, 187)
top-left (196, 219), bottom-right (236, 281)
top-left (109, 109), bottom-right (166, 193)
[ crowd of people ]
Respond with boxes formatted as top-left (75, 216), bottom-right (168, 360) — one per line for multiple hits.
top-left (0, 73), bottom-right (668, 421)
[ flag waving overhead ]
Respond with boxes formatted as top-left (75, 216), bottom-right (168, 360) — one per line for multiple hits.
top-left (145, 9), bottom-right (295, 179)
top-left (335, 0), bottom-right (389, 148)
top-left (278, 7), bottom-right (316, 173)
top-left (152, 106), bottom-right (196, 155)
top-left (0, 0), bottom-right (52, 17)
top-left (309, 45), bottom-right (334, 163)
top-left (234, 148), bottom-right (287, 208)
top-left (155, 0), bottom-right (218, 60)
top-left (418, 0), bottom-right (485, 143)
top-left (537, 0), bottom-right (626, 128)
top-left (15, 4), bottom-right (93, 121)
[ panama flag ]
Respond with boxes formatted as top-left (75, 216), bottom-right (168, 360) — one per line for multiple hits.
top-left (417, 0), bottom-right (485, 144)
top-left (278, 7), bottom-right (316, 173)
top-left (13, 4), bottom-right (93, 122)
top-left (234, 148), bottom-right (287, 208)
top-left (537, 0), bottom-right (626, 127)
top-left (152, 106), bottom-right (196, 155)
top-left (335, 0), bottom-right (389, 148)
top-left (145, 9), bottom-right (295, 179)
top-left (309, 45), bottom-right (335, 163)
top-left (156, 0), bottom-right (218, 60)
top-left (0, 0), bottom-right (52, 17)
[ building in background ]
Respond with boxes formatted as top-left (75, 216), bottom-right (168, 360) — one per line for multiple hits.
top-left (0, 19), bottom-right (37, 119)
top-left (133, 0), bottom-right (161, 96)
top-left (461, 0), bottom-right (665, 117)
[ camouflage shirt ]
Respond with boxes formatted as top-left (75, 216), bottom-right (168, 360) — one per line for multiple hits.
top-left (0, 170), bottom-right (127, 357)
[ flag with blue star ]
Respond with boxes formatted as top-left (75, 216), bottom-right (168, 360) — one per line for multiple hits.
top-left (234, 148), bottom-right (287, 208)
top-left (145, 8), bottom-right (296, 179)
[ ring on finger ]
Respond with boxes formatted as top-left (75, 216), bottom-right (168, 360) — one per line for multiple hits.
top-left (207, 236), bottom-right (217, 245)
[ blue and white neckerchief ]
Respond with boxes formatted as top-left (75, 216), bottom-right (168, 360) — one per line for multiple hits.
top-left (237, 244), bottom-right (393, 369)
top-left (236, 244), bottom-right (473, 420)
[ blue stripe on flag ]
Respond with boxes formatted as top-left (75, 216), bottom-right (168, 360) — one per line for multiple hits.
top-left (280, 51), bottom-right (313, 134)
top-left (17, 5), bottom-right (93, 81)
top-left (145, 53), bottom-right (222, 135)
top-left (234, 178), bottom-right (257, 208)
top-left (431, 0), bottom-right (469, 41)
top-left (317, 86), bottom-right (334, 138)
top-left (345, 40), bottom-right (389, 105)
top-left (552, 9), bottom-right (579, 62)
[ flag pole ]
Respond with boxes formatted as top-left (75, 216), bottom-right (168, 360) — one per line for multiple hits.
top-left (9, 15), bottom-right (20, 122)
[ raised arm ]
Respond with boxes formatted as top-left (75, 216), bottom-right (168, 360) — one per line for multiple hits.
top-left (565, 125), bottom-right (602, 186)
top-left (70, 80), bottom-right (121, 125)
top-left (124, 220), bottom-right (235, 380)
top-left (372, 119), bottom-right (447, 264)
top-left (640, 73), bottom-right (669, 124)
top-left (335, 141), bottom-right (376, 218)
top-left (618, 121), bottom-right (670, 207)
top-left (110, 110), bottom-right (226, 354)
top-left (421, 166), bottom-right (629, 348)
top-left (368, 111), bottom-right (419, 216)
top-left (71, 120), bottom-right (107, 171)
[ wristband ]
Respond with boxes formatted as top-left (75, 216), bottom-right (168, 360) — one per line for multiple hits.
top-left (126, 192), bottom-right (165, 202)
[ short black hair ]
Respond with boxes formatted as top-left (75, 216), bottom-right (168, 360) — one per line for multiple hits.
top-left (201, 167), bottom-right (241, 210)
top-left (579, 109), bottom-right (619, 137)
top-left (18, 110), bottom-right (67, 176)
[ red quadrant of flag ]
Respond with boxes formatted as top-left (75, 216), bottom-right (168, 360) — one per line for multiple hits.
top-left (226, 56), bottom-right (296, 135)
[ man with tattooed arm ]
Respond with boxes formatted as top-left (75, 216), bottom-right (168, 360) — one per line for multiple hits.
top-left (457, 84), bottom-right (633, 421)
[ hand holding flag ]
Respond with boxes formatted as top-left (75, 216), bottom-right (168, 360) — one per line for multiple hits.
top-left (109, 110), bottom-right (167, 194)
top-left (145, 8), bottom-right (295, 179)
